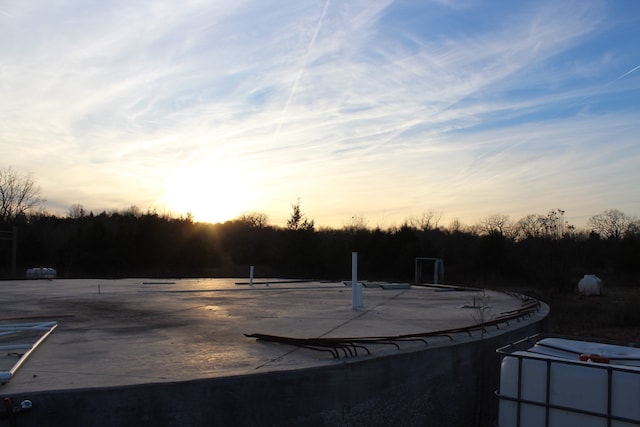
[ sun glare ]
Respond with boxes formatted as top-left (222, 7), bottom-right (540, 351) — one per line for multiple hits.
top-left (163, 163), bottom-right (259, 224)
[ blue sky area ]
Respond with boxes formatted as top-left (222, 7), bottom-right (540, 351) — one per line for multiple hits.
top-left (1, 0), bottom-right (639, 228)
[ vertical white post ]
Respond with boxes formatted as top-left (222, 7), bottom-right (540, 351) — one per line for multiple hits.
top-left (249, 266), bottom-right (254, 287)
top-left (434, 258), bottom-right (444, 284)
top-left (352, 252), bottom-right (362, 308)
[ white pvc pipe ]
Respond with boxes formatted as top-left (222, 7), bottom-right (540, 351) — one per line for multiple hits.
top-left (438, 259), bottom-right (444, 284)
top-left (249, 266), bottom-right (254, 287)
top-left (352, 252), bottom-right (362, 308)
top-left (0, 322), bottom-right (57, 382)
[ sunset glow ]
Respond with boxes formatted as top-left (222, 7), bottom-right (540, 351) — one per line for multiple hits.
top-left (162, 161), bottom-right (262, 224)
top-left (2, 1), bottom-right (639, 227)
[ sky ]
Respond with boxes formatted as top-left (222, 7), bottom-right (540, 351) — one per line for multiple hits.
top-left (1, 0), bottom-right (639, 229)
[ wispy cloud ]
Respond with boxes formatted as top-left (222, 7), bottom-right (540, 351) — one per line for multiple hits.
top-left (1, 0), bottom-right (639, 226)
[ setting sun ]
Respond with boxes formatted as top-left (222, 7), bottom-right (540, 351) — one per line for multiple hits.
top-left (3, 0), bottom-right (639, 229)
top-left (163, 162), bottom-right (260, 224)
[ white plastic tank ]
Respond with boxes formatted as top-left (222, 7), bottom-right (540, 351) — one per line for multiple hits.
top-left (25, 267), bottom-right (57, 279)
top-left (578, 274), bottom-right (603, 296)
top-left (498, 336), bottom-right (640, 427)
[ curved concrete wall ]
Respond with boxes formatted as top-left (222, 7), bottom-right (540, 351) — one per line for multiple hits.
top-left (3, 315), bottom-right (547, 427)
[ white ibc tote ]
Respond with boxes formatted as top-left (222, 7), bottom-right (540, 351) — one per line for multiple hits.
top-left (497, 335), bottom-right (640, 427)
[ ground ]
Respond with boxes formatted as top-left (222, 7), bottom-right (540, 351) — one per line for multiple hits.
top-left (545, 287), bottom-right (640, 344)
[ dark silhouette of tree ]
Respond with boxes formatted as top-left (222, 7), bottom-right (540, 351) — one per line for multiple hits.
top-left (514, 209), bottom-right (573, 241)
top-left (67, 203), bottom-right (88, 219)
top-left (2, 188), bottom-right (638, 293)
top-left (280, 199), bottom-right (316, 276)
top-left (475, 231), bottom-right (509, 281)
top-left (588, 209), bottom-right (635, 240)
top-left (447, 217), bottom-right (466, 234)
top-left (286, 199), bottom-right (314, 231)
top-left (343, 214), bottom-right (368, 233)
top-left (407, 210), bottom-right (442, 231)
top-left (617, 234), bottom-right (640, 274)
top-left (0, 167), bottom-right (44, 224)
top-left (219, 216), bottom-right (278, 272)
top-left (514, 214), bottom-right (546, 240)
top-left (385, 224), bottom-right (422, 282)
top-left (237, 212), bottom-right (269, 228)
top-left (542, 208), bottom-right (566, 239)
top-left (476, 214), bottom-right (514, 238)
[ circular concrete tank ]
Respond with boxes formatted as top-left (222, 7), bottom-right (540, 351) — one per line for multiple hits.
top-left (0, 279), bottom-right (548, 426)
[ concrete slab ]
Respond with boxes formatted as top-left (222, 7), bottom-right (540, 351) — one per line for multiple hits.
top-left (0, 278), bottom-right (544, 396)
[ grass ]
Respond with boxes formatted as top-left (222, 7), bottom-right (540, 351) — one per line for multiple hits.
top-left (479, 276), bottom-right (640, 345)
top-left (544, 287), bottom-right (640, 344)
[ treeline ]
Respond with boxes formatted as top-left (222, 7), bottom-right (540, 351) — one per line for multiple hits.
top-left (1, 207), bottom-right (639, 292)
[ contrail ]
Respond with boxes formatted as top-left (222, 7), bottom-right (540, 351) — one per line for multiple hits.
top-left (613, 63), bottom-right (640, 82)
top-left (272, 0), bottom-right (330, 142)
top-left (306, 0), bottom-right (330, 54)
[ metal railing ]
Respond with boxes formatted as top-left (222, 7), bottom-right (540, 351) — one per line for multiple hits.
top-left (246, 296), bottom-right (540, 359)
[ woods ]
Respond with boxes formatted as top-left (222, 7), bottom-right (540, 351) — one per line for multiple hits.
top-left (1, 205), bottom-right (638, 292)
top-left (1, 166), bottom-right (638, 286)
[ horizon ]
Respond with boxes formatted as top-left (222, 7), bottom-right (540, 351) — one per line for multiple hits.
top-left (2, 1), bottom-right (639, 229)
top-left (30, 202), bottom-right (630, 233)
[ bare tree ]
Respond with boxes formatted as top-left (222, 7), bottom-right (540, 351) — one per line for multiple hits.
top-left (514, 209), bottom-right (573, 240)
top-left (237, 211), bottom-right (269, 228)
top-left (541, 208), bottom-right (566, 239)
top-left (514, 214), bottom-right (546, 240)
top-left (447, 217), bottom-right (465, 233)
top-left (588, 209), bottom-right (635, 240)
top-left (408, 210), bottom-right (442, 231)
top-left (68, 203), bottom-right (87, 219)
top-left (0, 167), bottom-right (44, 224)
top-left (123, 205), bottom-right (141, 217)
top-left (343, 214), bottom-right (368, 232)
top-left (627, 220), bottom-right (640, 238)
top-left (476, 214), bottom-right (514, 237)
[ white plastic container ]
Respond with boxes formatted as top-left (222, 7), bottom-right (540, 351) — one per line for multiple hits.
top-left (497, 336), bottom-right (640, 427)
top-left (578, 274), bottom-right (603, 296)
top-left (25, 267), bottom-right (57, 279)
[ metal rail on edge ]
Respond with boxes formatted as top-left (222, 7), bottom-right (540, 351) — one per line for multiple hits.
top-left (246, 297), bottom-right (541, 359)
